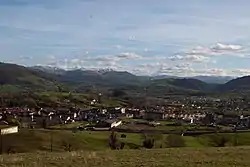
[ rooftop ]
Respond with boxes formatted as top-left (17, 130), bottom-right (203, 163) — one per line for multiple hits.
top-left (0, 125), bottom-right (12, 129)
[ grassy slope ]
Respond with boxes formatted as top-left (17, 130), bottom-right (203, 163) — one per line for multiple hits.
top-left (1, 147), bottom-right (250, 167)
top-left (37, 92), bottom-right (125, 108)
top-left (0, 62), bottom-right (59, 91)
top-left (1, 129), bottom-right (142, 153)
top-left (3, 128), bottom-right (250, 154)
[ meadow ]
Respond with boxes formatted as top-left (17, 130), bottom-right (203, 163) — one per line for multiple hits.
top-left (2, 128), bottom-right (250, 153)
top-left (1, 147), bottom-right (250, 167)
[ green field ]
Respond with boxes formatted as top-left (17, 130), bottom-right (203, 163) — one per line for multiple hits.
top-left (2, 129), bottom-right (250, 154)
top-left (0, 129), bottom-right (142, 153)
top-left (1, 147), bottom-right (250, 167)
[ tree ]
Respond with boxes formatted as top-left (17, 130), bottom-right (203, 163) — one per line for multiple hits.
top-left (62, 141), bottom-right (72, 152)
top-left (6, 117), bottom-right (21, 127)
top-left (109, 131), bottom-right (119, 150)
top-left (142, 134), bottom-right (155, 149)
top-left (165, 134), bottom-right (185, 148)
top-left (42, 119), bottom-right (48, 129)
top-left (208, 134), bottom-right (229, 147)
top-left (108, 131), bottom-right (125, 150)
top-left (111, 89), bottom-right (126, 97)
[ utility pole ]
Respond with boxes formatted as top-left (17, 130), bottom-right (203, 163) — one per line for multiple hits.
top-left (0, 134), bottom-right (2, 154)
top-left (233, 128), bottom-right (238, 146)
top-left (144, 87), bottom-right (148, 112)
top-left (50, 132), bottom-right (53, 152)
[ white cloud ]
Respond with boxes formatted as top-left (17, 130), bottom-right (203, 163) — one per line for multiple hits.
top-left (113, 45), bottom-right (122, 49)
top-left (168, 42), bottom-right (247, 65)
top-left (185, 43), bottom-right (245, 57)
top-left (93, 55), bottom-right (117, 62)
top-left (116, 52), bottom-right (142, 60)
top-left (231, 69), bottom-right (250, 76)
top-left (169, 54), bottom-right (210, 63)
top-left (44, 54), bottom-right (250, 77)
top-left (211, 43), bottom-right (243, 51)
top-left (82, 52), bottom-right (143, 63)
top-left (158, 66), bottom-right (250, 77)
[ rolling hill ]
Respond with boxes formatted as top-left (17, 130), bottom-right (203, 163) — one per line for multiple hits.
top-left (219, 76), bottom-right (250, 92)
top-left (0, 62), bottom-right (59, 92)
top-left (1, 62), bottom-right (250, 95)
top-left (152, 75), bottom-right (234, 84)
top-left (191, 75), bottom-right (234, 84)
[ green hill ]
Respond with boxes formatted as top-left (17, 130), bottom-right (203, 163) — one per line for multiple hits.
top-left (1, 147), bottom-right (250, 167)
top-left (220, 76), bottom-right (250, 93)
top-left (0, 62), bottom-right (59, 92)
top-left (2, 62), bottom-right (250, 96)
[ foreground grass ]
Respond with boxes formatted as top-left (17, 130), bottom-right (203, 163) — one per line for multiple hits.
top-left (1, 147), bottom-right (250, 167)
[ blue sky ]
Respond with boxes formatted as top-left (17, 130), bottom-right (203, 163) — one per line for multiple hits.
top-left (1, 0), bottom-right (250, 76)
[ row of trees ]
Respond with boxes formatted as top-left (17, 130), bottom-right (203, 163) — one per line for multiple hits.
top-left (108, 132), bottom-right (240, 150)
top-left (108, 132), bottom-right (186, 150)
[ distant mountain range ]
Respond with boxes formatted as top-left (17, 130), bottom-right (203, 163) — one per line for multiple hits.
top-left (0, 63), bottom-right (249, 96)
top-left (152, 75), bottom-right (234, 84)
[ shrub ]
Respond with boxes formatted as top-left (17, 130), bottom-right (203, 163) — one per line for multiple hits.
top-left (42, 119), bottom-right (48, 129)
top-left (142, 134), bottom-right (155, 149)
top-left (143, 138), bottom-right (155, 149)
top-left (120, 142), bottom-right (125, 150)
top-left (62, 141), bottom-right (73, 152)
top-left (208, 134), bottom-right (229, 147)
top-left (121, 134), bottom-right (127, 138)
top-left (109, 131), bottom-right (125, 150)
top-left (7, 146), bottom-right (16, 154)
top-left (111, 89), bottom-right (127, 97)
top-left (165, 134), bottom-right (185, 148)
top-left (127, 143), bottom-right (140, 149)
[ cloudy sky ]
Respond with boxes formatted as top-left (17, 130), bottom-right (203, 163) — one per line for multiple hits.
top-left (1, 0), bottom-right (250, 76)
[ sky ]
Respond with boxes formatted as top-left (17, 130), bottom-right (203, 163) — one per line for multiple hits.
top-left (1, 0), bottom-right (250, 76)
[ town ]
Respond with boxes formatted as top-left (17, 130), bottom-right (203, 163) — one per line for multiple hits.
top-left (1, 95), bottom-right (250, 135)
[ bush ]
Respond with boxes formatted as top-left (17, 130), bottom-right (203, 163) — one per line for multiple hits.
top-left (120, 142), bottom-right (125, 149)
top-left (143, 138), bottom-right (155, 149)
top-left (7, 146), bottom-right (16, 154)
top-left (109, 131), bottom-right (118, 150)
top-left (111, 89), bottom-right (127, 97)
top-left (6, 117), bottom-right (21, 127)
top-left (62, 141), bottom-right (73, 152)
top-left (121, 134), bottom-right (127, 138)
top-left (142, 134), bottom-right (155, 149)
top-left (42, 119), bottom-right (48, 129)
top-left (165, 134), bottom-right (185, 148)
top-left (208, 134), bottom-right (229, 147)
top-left (127, 143), bottom-right (140, 149)
top-left (109, 131), bottom-right (125, 150)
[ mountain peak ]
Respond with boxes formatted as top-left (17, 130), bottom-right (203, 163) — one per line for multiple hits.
top-left (97, 68), bottom-right (114, 74)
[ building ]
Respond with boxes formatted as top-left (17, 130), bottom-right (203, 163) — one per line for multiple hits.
top-left (144, 111), bottom-right (168, 120)
top-left (215, 114), bottom-right (240, 125)
top-left (239, 116), bottom-right (250, 128)
top-left (0, 125), bottom-right (18, 135)
top-left (96, 119), bottom-right (122, 128)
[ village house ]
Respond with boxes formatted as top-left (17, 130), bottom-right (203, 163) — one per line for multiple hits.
top-left (214, 113), bottom-right (240, 126)
top-left (96, 119), bottom-right (122, 128)
top-left (125, 109), bottom-right (145, 119)
top-left (144, 111), bottom-right (168, 120)
top-left (238, 116), bottom-right (250, 129)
